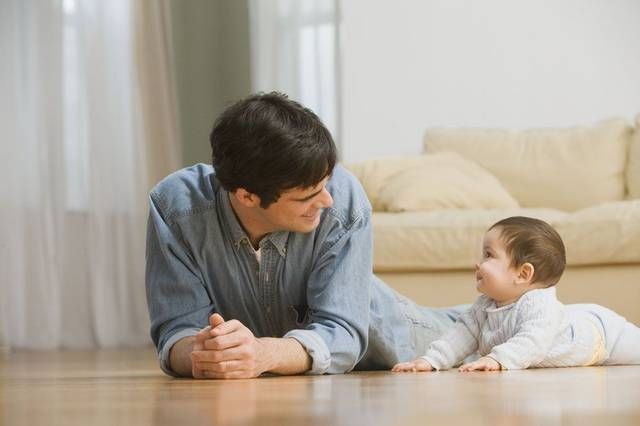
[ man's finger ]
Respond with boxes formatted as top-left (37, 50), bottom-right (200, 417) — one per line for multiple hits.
top-left (192, 346), bottom-right (249, 363)
top-left (196, 359), bottom-right (247, 374)
top-left (209, 313), bottom-right (225, 328)
top-left (202, 332), bottom-right (248, 351)
top-left (195, 326), bottom-right (212, 342)
top-left (209, 319), bottom-right (244, 337)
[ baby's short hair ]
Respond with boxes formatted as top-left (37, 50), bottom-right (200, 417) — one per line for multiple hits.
top-left (488, 216), bottom-right (566, 287)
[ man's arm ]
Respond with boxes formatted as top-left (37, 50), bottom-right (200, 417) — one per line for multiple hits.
top-left (170, 315), bottom-right (312, 379)
top-left (169, 335), bottom-right (198, 377)
top-left (146, 192), bottom-right (215, 376)
top-left (257, 337), bottom-right (312, 376)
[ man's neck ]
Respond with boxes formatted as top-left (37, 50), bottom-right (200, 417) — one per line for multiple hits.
top-left (228, 193), bottom-right (269, 249)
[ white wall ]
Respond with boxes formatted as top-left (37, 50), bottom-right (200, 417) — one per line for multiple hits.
top-left (170, 0), bottom-right (251, 166)
top-left (340, 0), bottom-right (640, 162)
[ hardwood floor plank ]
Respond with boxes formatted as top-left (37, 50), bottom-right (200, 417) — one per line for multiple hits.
top-left (2, 349), bottom-right (639, 425)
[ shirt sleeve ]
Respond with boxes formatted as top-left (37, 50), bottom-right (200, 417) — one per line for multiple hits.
top-left (284, 208), bottom-right (372, 375)
top-left (145, 192), bottom-right (213, 376)
top-left (421, 297), bottom-right (485, 370)
top-left (487, 292), bottom-right (563, 370)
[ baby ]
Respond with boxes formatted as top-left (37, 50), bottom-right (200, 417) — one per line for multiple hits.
top-left (393, 216), bottom-right (640, 372)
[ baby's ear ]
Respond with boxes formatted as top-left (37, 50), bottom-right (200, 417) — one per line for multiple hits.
top-left (516, 262), bottom-right (535, 285)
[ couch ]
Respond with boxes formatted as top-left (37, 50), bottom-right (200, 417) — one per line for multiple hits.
top-left (346, 116), bottom-right (640, 324)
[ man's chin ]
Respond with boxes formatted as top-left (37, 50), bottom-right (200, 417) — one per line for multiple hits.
top-left (295, 216), bottom-right (321, 233)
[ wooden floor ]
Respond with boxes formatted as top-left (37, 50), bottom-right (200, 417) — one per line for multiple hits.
top-left (1, 348), bottom-right (640, 426)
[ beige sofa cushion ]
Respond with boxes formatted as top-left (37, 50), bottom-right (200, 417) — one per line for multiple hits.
top-left (555, 200), bottom-right (640, 265)
top-left (423, 119), bottom-right (632, 211)
top-left (372, 208), bottom-right (567, 271)
top-left (376, 152), bottom-right (519, 212)
top-left (627, 115), bottom-right (640, 199)
top-left (372, 201), bottom-right (640, 272)
top-left (344, 155), bottom-right (433, 211)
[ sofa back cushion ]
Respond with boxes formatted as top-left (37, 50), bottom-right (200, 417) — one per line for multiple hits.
top-left (423, 119), bottom-right (632, 211)
top-left (627, 115), bottom-right (640, 199)
top-left (376, 152), bottom-right (519, 212)
top-left (345, 155), bottom-right (436, 211)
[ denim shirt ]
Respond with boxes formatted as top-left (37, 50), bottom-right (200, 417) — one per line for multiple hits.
top-left (145, 164), bottom-right (459, 376)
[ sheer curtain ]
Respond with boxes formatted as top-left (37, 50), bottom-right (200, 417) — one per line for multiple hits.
top-left (248, 0), bottom-right (341, 145)
top-left (0, 0), bottom-right (180, 349)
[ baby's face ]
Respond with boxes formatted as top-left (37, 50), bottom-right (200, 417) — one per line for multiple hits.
top-left (475, 228), bottom-right (526, 304)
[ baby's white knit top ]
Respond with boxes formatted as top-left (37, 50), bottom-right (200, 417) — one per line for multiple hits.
top-left (421, 287), bottom-right (604, 370)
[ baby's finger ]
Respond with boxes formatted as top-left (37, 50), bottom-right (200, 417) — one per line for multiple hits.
top-left (392, 362), bottom-right (414, 372)
top-left (459, 362), bottom-right (474, 372)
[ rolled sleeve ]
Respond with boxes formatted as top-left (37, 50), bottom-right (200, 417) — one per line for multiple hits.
top-left (283, 329), bottom-right (332, 375)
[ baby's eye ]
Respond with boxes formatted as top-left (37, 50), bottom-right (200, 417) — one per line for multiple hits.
top-left (484, 251), bottom-right (492, 258)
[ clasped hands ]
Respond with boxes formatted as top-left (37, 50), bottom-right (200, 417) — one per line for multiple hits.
top-left (191, 313), bottom-right (266, 379)
top-left (392, 356), bottom-right (502, 373)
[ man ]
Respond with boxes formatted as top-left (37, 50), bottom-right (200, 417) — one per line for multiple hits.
top-left (145, 92), bottom-right (461, 379)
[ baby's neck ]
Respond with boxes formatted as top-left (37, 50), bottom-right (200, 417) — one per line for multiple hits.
top-left (494, 282), bottom-right (550, 307)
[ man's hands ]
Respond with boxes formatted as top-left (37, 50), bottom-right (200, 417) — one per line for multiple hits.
top-left (191, 313), bottom-right (269, 379)
top-left (458, 356), bottom-right (501, 372)
top-left (168, 314), bottom-right (311, 379)
top-left (392, 358), bottom-right (434, 372)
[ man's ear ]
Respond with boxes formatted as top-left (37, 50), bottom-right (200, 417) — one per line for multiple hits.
top-left (515, 262), bottom-right (535, 285)
top-left (232, 188), bottom-right (261, 208)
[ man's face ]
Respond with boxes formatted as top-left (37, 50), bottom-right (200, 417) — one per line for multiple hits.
top-left (259, 176), bottom-right (333, 233)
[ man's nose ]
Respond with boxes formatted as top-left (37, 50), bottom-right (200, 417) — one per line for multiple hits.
top-left (315, 188), bottom-right (333, 209)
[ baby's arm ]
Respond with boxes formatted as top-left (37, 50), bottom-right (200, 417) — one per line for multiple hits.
top-left (485, 293), bottom-right (563, 370)
top-left (393, 297), bottom-right (487, 372)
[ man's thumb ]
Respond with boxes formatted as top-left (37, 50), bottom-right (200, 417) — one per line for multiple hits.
top-left (209, 313), bottom-right (225, 328)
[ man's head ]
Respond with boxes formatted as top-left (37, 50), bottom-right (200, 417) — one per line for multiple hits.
top-left (210, 92), bottom-right (337, 209)
top-left (210, 92), bottom-right (336, 236)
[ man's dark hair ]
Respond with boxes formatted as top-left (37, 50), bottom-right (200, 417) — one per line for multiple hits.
top-left (210, 92), bottom-right (337, 208)
top-left (488, 216), bottom-right (566, 286)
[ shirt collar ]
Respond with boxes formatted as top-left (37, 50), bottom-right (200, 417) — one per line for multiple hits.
top-left (216, 179), bottom-right (288, 258)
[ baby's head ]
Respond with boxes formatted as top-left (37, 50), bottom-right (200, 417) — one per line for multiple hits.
top-left (476, 216), bottom-right (566, 304)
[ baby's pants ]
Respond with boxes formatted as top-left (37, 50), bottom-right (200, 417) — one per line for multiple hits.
top-left (568, 304), bottom-right (640, 365)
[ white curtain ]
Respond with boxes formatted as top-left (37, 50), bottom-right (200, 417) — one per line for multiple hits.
top-left (248, 0), bottom-right (341, 145)
top-left (0, 0), bottom-right (180, 349)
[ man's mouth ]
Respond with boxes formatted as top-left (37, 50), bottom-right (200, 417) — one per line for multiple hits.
top-left (302, 210), bottom-right (321, 219)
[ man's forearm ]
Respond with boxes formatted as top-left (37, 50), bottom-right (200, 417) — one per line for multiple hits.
top-left (169, 336), bottom-right (197, 377)
top-left (257, 337), bottom-right (312, 375)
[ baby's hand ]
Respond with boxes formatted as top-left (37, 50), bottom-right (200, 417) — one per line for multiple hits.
top-left (458, 356), bottom-right (501, 372)
top-left (392, 358), bottom-right (433, 372)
